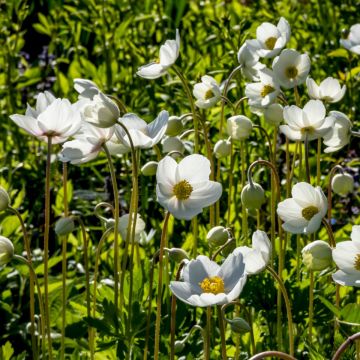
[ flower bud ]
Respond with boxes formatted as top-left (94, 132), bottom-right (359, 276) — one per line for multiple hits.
top-left (302, 240), bottom-right (332, 271)
top-left (241, 182), bottom-right (265, 210)
top-left (331, 173), bottom-right (354, 196)
top-left (118, 214), bottom-right (146, 243)
top-left (0, 187), bottom-right (10, 211)
top-left (162, 137), bottom-right (185, 154)
top-left (263, 103), bottom-right (284, 126)
top-left (206, 226), bottom-right (228, 248)
top-left (167, 248), bottom-right (189, 262)
top-left (227, 115), bottom-right (253, 140)
top-left (55, 217), bottom-right (75, 236)
top-left (174, 340), bottom-right (185, 353)
top-left (0, 236), bottom-right (14, 266)
top-left (141, 161), bottom-right (158, 176)
top-left (166, 116), bottom-right (184, 137)
top-left (227, 317), bottom-right (251, 333)
top-left (214, 139), bottom-right (231, 159)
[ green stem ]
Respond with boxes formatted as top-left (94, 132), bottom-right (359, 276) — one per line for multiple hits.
top-left (304, 132), bottom-right (311, 183)
top-left (205, 307), bottom-right (211, 360)
top-left (240, 141), bottom-right (248, 240)
top-left (217, 305), bottom-right (227, 360)
top-left (227, 140), bottom-right (234, 227)
top-left (309, 270), bottom-right (314, 343)
top-left (316, 138), bottom-right (321, 185)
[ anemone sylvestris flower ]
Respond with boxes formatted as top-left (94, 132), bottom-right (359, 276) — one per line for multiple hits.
top-left (277, 182), bottom-right (327, 234)
top-left (137, 30), bottom-right (180, 79)
top-left (170, 253), bottom-right (247, 307)
top-left (340, 24), bottom-right (360, 55)
top-left (332, 225), bottom-right (360, 287)
top-left (193, 75), bottom-right (221, 109)
top-left (306, 77), bottom-right (346, 103)
top-left (237, 43), bottom-right (265, 81)
top-left (156, 154), bottom-right (222, 220)
top-left (227, 115), bottom-right (253, 140)
top-left (74, 78), bottom-right (100, 99)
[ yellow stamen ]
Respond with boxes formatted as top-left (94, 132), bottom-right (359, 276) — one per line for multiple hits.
top-left (261, 85), bottom-right (275, 97)
top-left (265, 37), bottom-right (277, 50)
top-left (173, 180), bottom-right (193, 200)
top-left (285, 66), bottom-right (298, 79)
top-left (354, 254), bottom-right (360, 271)
top-left (301, 126), bottom-right (315, 135)
top-left (204, 89), bottom-right (214, 100)
top-left (302, 206), bottom-right (319, 221)
top-left (199, 276), bottom-right (225, 294)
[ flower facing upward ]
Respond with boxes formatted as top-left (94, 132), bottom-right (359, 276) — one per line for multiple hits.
top-left (272, 49), bottom-right (310, 89)
top-left (277, 182), bottom-right (327, 234)
top-left (340, 24), bottom-right (360, 55)
top-left (137, 29), bottom-right (180, 79)
top-left (193, 75), bottom-right (221, 109)
top-left (332, 225), bottom-right (360, 287)
top-left (280, 100), bottom-right (333, 141)
top-left (247, 17), bottom-right (291, 58)
top-left (170, 253), bottom-right (247, 307)
top-left (306, 77), bottom-right (346, 103)
top-left (156, 154), bottom-right (222, 220)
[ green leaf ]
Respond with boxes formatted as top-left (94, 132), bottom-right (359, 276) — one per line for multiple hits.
top-left (0, 341), bottom-right (14, 360)
top-left (327, 48), bottom-right (349, 59)
top-left (340, 303), bottom-right (360, 324)
top-left (317, 296), bottom-right (340, 317)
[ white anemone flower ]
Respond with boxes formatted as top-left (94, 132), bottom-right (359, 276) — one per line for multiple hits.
top-left (272, 49), bottom-right (310, 89)
top-left (245, 68), bottom-right (280, 108)
top-left (247, 17), bottom-right (291, 58)
top-left (156, 154), bottom-right (222, 220)
top-left (170, 253), bottom-right (247, 307)
top-left (137, 29), bottom-right (180, 79)
top-left (115, 111), bottom-right (168, 149)
top-left (60, 122), bottom-right (115, 164)
top-left (340, 24), bottom-right (360, 55)
top-left (323, 111), bottom-right (352, 153)
top-left (74, 78), bottom-right (100, 99)
top-left (118, 213), bottom-right (146, 243)
top-left (280, 100), bottom-right (333, 141)
top-left (306, 77), bottom-right (346, 103)
top-left (277, 182), bottom-right (327, 234)
top-left (237, 43), bottom-right (265, 81)
top-left (193, 75), bottom-right (221, 109)
top-left (332, 225), bottom-right (360, 287)
top-left (10, 95), bottom-right (83, 144)
top-left (233, 230), bottom-right (271, 274)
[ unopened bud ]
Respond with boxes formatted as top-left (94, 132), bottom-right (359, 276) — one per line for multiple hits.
top-left (214, 139), bottom-right (231, 159)
top-left (0, 236), bottom-right (14, 265)
top-left (331, 173), bottom-right (354, 196)
top-left (227, 317), bottom-right (251, 333)
top-left (263, 103), bottom-right (283, 126)
top-left (166, 116), bottom-right (184, 137)
top-left (206, 226), bottom-right (228, 248)
top-left (167, 248), bottom-right (189, 262)
top-left (141, 161), bottom-right (158, 176)
top-left (162, 137), bottom-right (185, 154)
top-left (227, 115), bottom-right (253, 140)
top-left (302, 240), bottom-right (332, 271)
top-left (174, 340), bottom-right (185, 353)
top-left (241, 182), bottom-right (265, 210)
top-left (0, 187), bottom-right (10, 211)
top-left (55, 217), bottom-right (75, 236)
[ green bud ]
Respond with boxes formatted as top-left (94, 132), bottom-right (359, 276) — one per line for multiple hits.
top-left (162, 137), bottom-right (185, 154)
top-left (331, 173), bottom-right (354, 196)
top-left (206, 226), bottom-right (228, 248)
top-left (0, 187), bottom-right (10, 211)
top-left (241, 182), bottom-right (265, 210)
top-left (0, 236), bottom-right (14, 266)
top-left (174, 340), bottom-right (185, 353)
top-left (214, 139), bottom-right (231, 159)
top-left (141, 161), bottom-right (158, 176)
top-left (302, 240), bottom-right (332, 271)
top-left (166, 116), bottom-right (184, 136)
top-left (227, 317), bottom-right (251, 333)
top-left (55, 217), bottom-right (75, 236)
top-left (167, 248), bottom-right (189, 262)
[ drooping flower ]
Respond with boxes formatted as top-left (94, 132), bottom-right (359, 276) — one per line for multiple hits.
top-left (263, 103), bottom-right (284, 126)
top-left (302, 240), bottom-right (332, 271)
top-left (322, 111), bottom-right (352, 153)
top-left (332, 225), bottom-right (360, 287)
top-left (277, 182), bottom-right (327, 234)
top-left (340, 24), bottom-right (360, 55)
top-left (272, 49), bottom-right (310, 89)
top-left (237, 43), bottom-right (265, 81)
top-left (74, 78), bottom-right (100, 99)
top-left (227, 115), bottom-right (253, 140)
top-left (280, 100), bottom-right (333, 141)
top-left (137, 29), bottom-right (180, 79)
top-left (0, 236), bottom-right (14, 266)
top-left (247, 17), bottom-right (291, 58)
top-left (193, 75), bottom-right (221, 109)
top-left (331, 173), bottom-right (354, 196)
top-left (156, 154), bottom-right (222, 220)
top-left (10, 94), bottom-right (83, 144)
top-left (115, 111), bottom-right (169, 149)
top-left (245, 68), bottom-right (280, 108)
top-left (118, 213), bottom-right (146, 243)
top-left (170, 253), bottom-right (247, 307)
top-left (233, 230), bottom-right (271, 274)
top-left (306, 77), bottom-right (346, 103)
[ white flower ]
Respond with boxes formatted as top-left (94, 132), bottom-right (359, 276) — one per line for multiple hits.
top-left (277, 182), bottom-right (327, 234)
top-left (118, 213), bottom-right (146, 243)
top-left (306, 77), bottom-right (346, 103)
top-left (0, 236), bottom-right (14, 266)
top-left (302, 240), bottom-right (332, 271)
top-left (332, 225), bottom-right (360, 287)
top-left (213, 139), bottom-right (231, 159)
top-left (331, 173), bottom-right (354, 196)
top-left (162, 136), bottom-right (185, 155)
top-left (10, 95), bottom-right (83, 144)
top-left (170, 253), bottom-right (247, 307)
top-left (233, 230), bottom-right (271, 274)
top-left (156, 154), bottom-right (222, 220)
top-left (323, 111), bottom-right (352, 153)
top-left (272, 49), bottom-right (310, 89)
top-left (340, 24), bottom-right (360, 55)
top-left (193, 75), bottom-right (221, 109)
top-left (115, 111), bottom-right (168, 149)
top-left (82, 92), bottom-right (120, 128)
top-left (280, 100), bottom-right (333, 141)
top-left (227, 115), bottom-right (253, 140)
top-left (247, 17), bottom-right (291, 58)
top-left (245, 68), bottom-right (280, 108)
top-left (263, 103), bottom-right (284, 126)
top-left (74, 78), bottom-right (100, 99)
top-left (137, 29), bottom-right (180, 79)
top-left (237, 43), bottom-right (265, 81)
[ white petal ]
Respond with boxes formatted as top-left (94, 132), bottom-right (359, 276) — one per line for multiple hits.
top-left (217, 252), bottom-right (245, 290)
top-left (147, 110), bottom-right (169, 145)
top-left (185, 181), bottom-right (222, 209)
top-left (137, 63), bottom-right (167, 79)
top-left (170, 282), bottom-right (196, 306)
top-left (332, 270), bottom-right (360, 287)
top-left (306, 77), bottom-right (320, 99)
top-left (177, 154), bottom-right (211, 183)
top-left (156, 156), bottom-right (177, 187)
top-left (351, 225), bottom-right (360, 245)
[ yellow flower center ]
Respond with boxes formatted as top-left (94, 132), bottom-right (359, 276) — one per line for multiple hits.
top-left (302, 206), bottom-right (319, 221)
top-left (301, 126), bottom-right (315, 135)
top-left (265, 37), bottom-right (277, 50)
top-left (173, 180), bottom-right (193, 200)
top-left (285, 66), bottom-right (298, 79)
top-left (354, 254), bottom-right (360, 271)
top-left (204, 89), bottom-right (214, 100)
top-left (199, 276), bottom-right (225, 294)
top-left (261, 85), bottom-right (275, 97)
